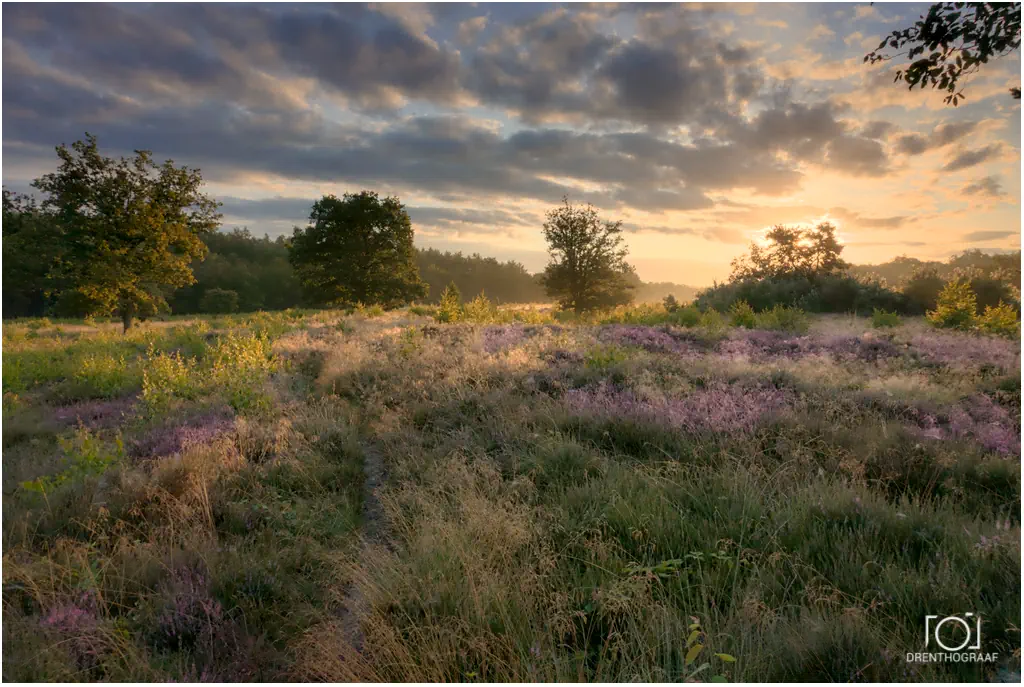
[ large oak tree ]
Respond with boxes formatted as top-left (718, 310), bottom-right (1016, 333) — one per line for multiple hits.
top-left (30, 134), bottom-right (221, 331)
top-left (288, 191), bottom-right (428, 308)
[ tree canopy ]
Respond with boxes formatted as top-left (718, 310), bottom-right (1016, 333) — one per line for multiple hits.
top-left (730, 222), bottom-right (849, 281)
top-left (539, 197), bottom-right (635, 312)
top-left (288, 191), bottom-right (428, 308)
top-left (28, 133), bottom-right (221, 330)
top-left (865, 2), bottom-right (1022, 105)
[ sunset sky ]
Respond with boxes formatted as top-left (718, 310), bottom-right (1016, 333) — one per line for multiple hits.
top-left (2, 2), bottom-right (1020, 285)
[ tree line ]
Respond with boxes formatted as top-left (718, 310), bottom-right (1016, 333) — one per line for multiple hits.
top-left (3, 134), bottom-right (1018, 328)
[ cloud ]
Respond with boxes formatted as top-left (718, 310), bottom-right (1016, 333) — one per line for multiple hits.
top-left (961, 176), bottom-right (1006, 197)
top-left (942, 144), bottom-right (1003, 172)
top-left (827, 207), bottom-right (909, 229)
top-left (894, 121), bottom-right (979, 155)
top-left (962, 230), bottom-right (1019, 242)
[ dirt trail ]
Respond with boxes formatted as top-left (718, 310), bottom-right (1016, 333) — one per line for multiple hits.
top-left (338, 440), bottom-right (388, 654)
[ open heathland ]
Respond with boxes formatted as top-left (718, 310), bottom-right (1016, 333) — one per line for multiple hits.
top-left (2, 307), bottom-right (1020, 681)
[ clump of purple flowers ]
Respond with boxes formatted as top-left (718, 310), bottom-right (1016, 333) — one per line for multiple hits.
top-left (155, 565), bottom-right (225, 653)
top-left (54, 396), bottom-right (137, 429)
top-left (717, 330), bottom-right (903, 363)
top-left (910, 331), bottom-right (1021, 372)
top-left (911, 394), bottom-right (1020, 456)
top-left (482, 325), bottom-right (532, 354)
top-left (39, 592), bottom-right (103, 670)
top-left (597, 325), bottom-right (690, 354)
top-left (566, 380), bottom-right (791, 434)
top-left (128, 408), bottom-right (235, 460)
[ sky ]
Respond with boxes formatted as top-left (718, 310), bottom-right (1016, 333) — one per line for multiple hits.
top-left (2, 1), bottom-right (1020, 286)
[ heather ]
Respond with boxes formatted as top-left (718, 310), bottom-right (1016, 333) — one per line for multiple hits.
top-left (2, 309), bottom-right (1020, 681)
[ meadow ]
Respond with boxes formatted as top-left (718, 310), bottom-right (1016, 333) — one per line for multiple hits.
top-left (2, 304), bottom-right (1020, 681)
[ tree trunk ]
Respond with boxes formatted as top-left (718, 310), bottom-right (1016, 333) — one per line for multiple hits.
top-left (121, 310), bottom-right (133, 333)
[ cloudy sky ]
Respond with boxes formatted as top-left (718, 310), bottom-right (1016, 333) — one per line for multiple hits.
top-left (2, 2), bottom-right (1020, 285)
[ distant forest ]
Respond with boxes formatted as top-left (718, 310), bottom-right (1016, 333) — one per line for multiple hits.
top-left (4, 222), bottom-right (1018, 318)
top-left (167, 228), bottom-right (700, 314)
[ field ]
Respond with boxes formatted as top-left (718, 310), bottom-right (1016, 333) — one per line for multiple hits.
top-left (2, 307), bottom-right (1020, 681)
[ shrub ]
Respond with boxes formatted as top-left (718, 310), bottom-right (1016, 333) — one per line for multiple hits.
top-left (663, 294), bottom-right (680, 312)
top-left (754, 305), bottom-right (810, 333)
top-left (207, 332), bottom-right (279, 413)
top-left (901, 267), bottom-right (945, 314)
top-left (696, 274), bottom-right (912, 315)
top-left (728, 300), bottom-right (756, 328)
top-left (72, 353), bottom-right (137, 399)
top-left (142, 346), bottom-right (198, 415)
top-left (670, 304), bottom-right (703, 327)
top-left (199, 288), bottom-right (240, 314)
top-left (584, 345), bottom-right (631, 371)
top-left (436, 282), bottom-right (463, 323)
top-left (871, 309), bottom-right (902, 329)
top-left (21, 426), bottom-right (124, 494)
top-left (462, 292), bottom-right (497, 323)
top-left (976, 301), bottom-right (1020, 338)
top-left (927, 279), bottom-right (977, 330)
top-left (698, 308), bottom-right (728, 336)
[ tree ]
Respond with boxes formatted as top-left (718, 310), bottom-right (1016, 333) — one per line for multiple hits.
top-left (29, 134), bottom-right (221, 331)
top-left (539, 197), bottom-right (634, 313)
top-left (865, 2), bottom-right (1022, 105)
top-left (2, 189), bottom-right (60, 318)
top-left (199, 287), bottom-right (240, 314)
top-left (730, 222), bottom-right (849, 281)
top-left (288, 191), bottom-right (428, 308)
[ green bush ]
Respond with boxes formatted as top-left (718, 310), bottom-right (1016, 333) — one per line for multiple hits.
top-left (754, 305), bottom-right (810, 333)
top-left (699, 308), bottom-right (728, 335)
top-left (670, 304), bottom-right (703, 327)
top-left (696, 274), bottom-right (912, 315)
top-left (976, 301), bottom-right (1020, 338)
top-left (728, 300), bottom-right (756, 328)
top-left (871, 309), bottom-right (902, 329)
top-left (21, 426), bottom-right (124, 494)
top-left (72, 353), bottom-right (138, 398)
top-left (199, 288), bottom-right (240, 314)
top-left (141, 345), bottom-right (198, 415)
top-left (436, 282), bottom-right (463, 323)
top-left (462, 292), bottom-right (497, 323)
top-left (927, 279), bottom-right (977, 330)
top-left (663, 294), bottom-right (680, 312)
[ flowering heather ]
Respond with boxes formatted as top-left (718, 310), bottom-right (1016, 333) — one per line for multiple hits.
top-left (53, 396), bottom-right (137, 429)
top-left (909, 331), bottom-right (1021, 372)
top-left (910, 395), bottom-right (1020, 456)
top-left (155, 565), bottom-right (225, 653)
top-left (718, 329), bottom-right (903, 363)
top-left (39, 593), bottom-right (102, 670)
top-left (566, 380), bottom-right (791, 434)
top-left (482, 325), bottom-right (532, 354)
top-left (128, 408), bottom-right (235, 460)
top-left (597, 325), bottom-right (683, 354)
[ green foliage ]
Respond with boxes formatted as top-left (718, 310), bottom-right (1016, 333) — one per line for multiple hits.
top-left (927, 279), bottom-right (978, 330)
top-left (584, 345), bottom-right (631, 371)
top-left (198, 288), bottom-right (239, 314)
top-left (416, 247), bottom-right (545, 305)
top-left (672, 304), bottom-right (703, 327)
top-left (753, 305), bottom-right (810, 333)
top-left (663, 294), bottom-right (680, 312)
top-left (540, 197), bottom-right (634, 313)
top-left (207, 332), bottom-right (279, 413)
top-left (170, 228), bottom-right (303, 314)
top-left (728, 300), bottom-right (756, 328)
top-left (871, 309), bottom-right (902, 329)
top-left (462, 292), bottom-right (498, 323)
top-left (697, 273), bottom-right (911, 316)
top-left (976, 301), bottom-right (1020, 338)
top-left (436, 282), bottom-right (463, 323)
top-left (29, 133), bottom-right (221, 331)
top-left (865, 2), bottom-right (1022, 105)
top-left (288, 191), bottom-right (428, 308)
top-left (72, 353), bottom-right (138, 399)
top-left (141, 345), bottom-right (198, 415)
top-left (730, 222), bottom-right (849, 281)
top-left (21, 426), bottom-right (124, 494)
top-left (698, 308), bottom-right (728, 336)
top-left (901, 266), bottom-right (946, 313)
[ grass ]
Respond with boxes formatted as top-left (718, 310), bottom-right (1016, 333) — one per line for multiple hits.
top-left (2, 307), bottom-right (1020, 681)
